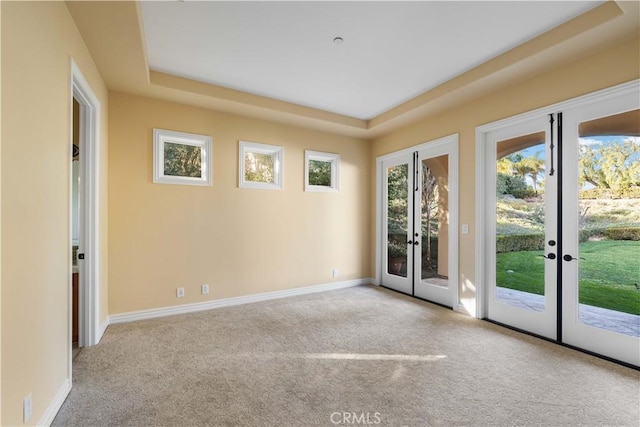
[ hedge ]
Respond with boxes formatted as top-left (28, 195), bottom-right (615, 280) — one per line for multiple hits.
top-left (603, 227), bottom-right (640, 241)
top-left (509, 189), bottom-right (540, 199)
top-left (580, 187), bottom-right (640, 199)
top-left (496, 234), bottom-right (544, 253)
top-left (579, 228), bottom-right (605, 243)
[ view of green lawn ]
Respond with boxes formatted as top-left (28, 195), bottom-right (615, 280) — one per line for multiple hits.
top-left (496, 136), bottom-right (639, 317)
top-left (497, 240), bottom-right (640, 315)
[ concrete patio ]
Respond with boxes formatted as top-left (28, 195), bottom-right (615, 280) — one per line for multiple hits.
top-left (496, 287), bottom-right (640, 337)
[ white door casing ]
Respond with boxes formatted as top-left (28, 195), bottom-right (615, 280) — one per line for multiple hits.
top-left (71, 60), bottom-right (103, 356)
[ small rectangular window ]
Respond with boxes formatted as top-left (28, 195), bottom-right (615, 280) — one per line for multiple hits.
top-left (305, 150), bottom-right (340, 192)
top-left (153, 128), bottom-right (212, 186)
top-left (239, 141), bottom-right (284, 190)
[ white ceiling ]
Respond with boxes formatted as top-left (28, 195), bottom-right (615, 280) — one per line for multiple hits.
top-left (141, 1), bottom-right (602, 120)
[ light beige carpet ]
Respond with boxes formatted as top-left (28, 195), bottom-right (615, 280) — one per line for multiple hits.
top-left (53, 285), bottom-right (639, 426)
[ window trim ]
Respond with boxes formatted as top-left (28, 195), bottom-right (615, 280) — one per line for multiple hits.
top-left (239, 140), bottom-right (284, 190)
top-left (305, 150), bottom-right (340, 193)
top-left (153, 128), bottom-right (212, 186)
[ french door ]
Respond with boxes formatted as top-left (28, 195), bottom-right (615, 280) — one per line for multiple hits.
top-left (381, 137), bottom-right (458, 308)
top-left (561, 91), bottom-right (639, 365)
top-left (483, 82), bottom-right (639, 366)
top-left (484, 116), bottom-right (558, 339)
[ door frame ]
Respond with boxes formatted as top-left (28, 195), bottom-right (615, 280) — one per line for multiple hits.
top-left (475, 79), bottom-right (639, 321)
top-left (70, 60), bottom-right (102, 357)
top-left (375, 133), bottom-right (460, 310)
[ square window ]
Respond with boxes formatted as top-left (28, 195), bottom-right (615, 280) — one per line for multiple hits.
top-left (305, 150), bottom-right (340, 192)
top-left (153, 129), bottom-right (212, 186)
top-left (239, 141), bottom-right (284, 190)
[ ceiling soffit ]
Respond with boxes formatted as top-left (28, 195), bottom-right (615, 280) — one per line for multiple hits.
top-left (66, 1), bottom-right (638, 138)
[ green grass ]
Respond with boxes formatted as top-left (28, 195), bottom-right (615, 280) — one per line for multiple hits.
top-left (496, 240), bottom-right (640, 315)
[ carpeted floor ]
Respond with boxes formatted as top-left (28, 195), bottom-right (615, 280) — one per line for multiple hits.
top-left (53, 285), bottom-right (640, 426)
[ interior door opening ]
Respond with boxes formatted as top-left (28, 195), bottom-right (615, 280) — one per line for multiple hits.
top-left (71, 98), bottom-right (81, 358)
top-left (71, 60), bottom-right (103, 355)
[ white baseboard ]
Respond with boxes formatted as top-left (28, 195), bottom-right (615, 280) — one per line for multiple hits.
top-left (38, 379), bottom-right (71, 426)
top-left (110, 278), bottom-right (373, 325)
top-left (98, 318), bottom-right (109, 343)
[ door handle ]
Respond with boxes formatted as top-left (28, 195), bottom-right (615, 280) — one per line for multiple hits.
top-left (563, 254), bottom-right (585, 261)
top-left (413, 241), bottom-right (419, 246)
top-left (548, 113), bottom-right (556, 176)
top-left (407, 240), bottom-right (413, 245)
top-left (538, 253), bottom-right (556, 260)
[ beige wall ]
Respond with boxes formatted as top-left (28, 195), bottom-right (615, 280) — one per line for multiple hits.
top-left (1, 2), bottom-right (109, 425)
top-left (371, 36), bottom-right (640, 313)
top-left (0, 2), bottom-right (3, 421)
top-left (108, 93), bottom-right (370, 315)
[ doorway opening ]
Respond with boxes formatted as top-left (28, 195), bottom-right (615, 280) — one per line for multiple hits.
top-left (71, 98), bottom-right (80, 359)
top-left (69, 60), bottom-right (103, 382)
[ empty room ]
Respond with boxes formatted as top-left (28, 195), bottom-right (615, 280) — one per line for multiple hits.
top-left (1, 1), bottom-right (639, 426)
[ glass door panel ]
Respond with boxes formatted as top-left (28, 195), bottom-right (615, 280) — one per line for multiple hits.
top-left (576, 110), bottom-right (640, 337)
top-left (387, 163), bottom-right (409, 278)
top-left (485, 117), bottom-right (557, 340)
top-left (420, 156), bottom-right (448, 288)
top-left (381, 157), bottom-right (413, 295)
top-left (495, 132), bottom-right (547, 312)
top-left (414, 151), bottom-right (458, 308)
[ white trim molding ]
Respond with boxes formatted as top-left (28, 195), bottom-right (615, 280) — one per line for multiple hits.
top-left (99, 318), bottom-right (109, 339)
top-left (474, 126), bottom-right (487, 320)
top-left (38, 379), bottom-right (71, 427)
top-left (71, 60), bottom-right (103, 348)
top-left (110, 278), bottom-right (374, 324)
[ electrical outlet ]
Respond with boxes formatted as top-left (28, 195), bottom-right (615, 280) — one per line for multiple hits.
top-left (24, 393), bottom-right (32, 423)
top-left (201, 284), bottom-right (209, 295)
top-left (176, 287), bottom-right (185, 298)
top-left (332, 268), bottom-right (339, 278)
